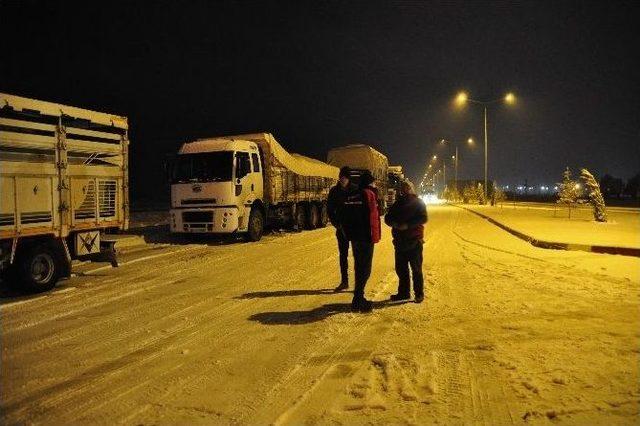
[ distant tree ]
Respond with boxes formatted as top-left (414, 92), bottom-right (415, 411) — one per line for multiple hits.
top-left (581, 168), bottom-right (607, 222)
top-left (599, 174), bottom-right (624, 198)
top-left (557, 167), bottom-right (579, 218)
top-left (491, 184), bottom-right (506, 206)
top-left (624, 173), bottom-right (640, 198)
top-left (477, 183), bottom-right (486, 205)
top-left (451, 187), bottom-right (461, 202)
top-left (462, 184), bottom-right (478, 204)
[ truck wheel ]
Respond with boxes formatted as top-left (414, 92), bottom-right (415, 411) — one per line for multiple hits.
top-left (246, 209), bottom-right (264, 242)
top-left (18, 244), bottom-right (61, 293)
top-left (294, 205), bottom-right (306, 231)
top-left (318, 202), bottom-right (329, 228)
top-left (307, 204), bottom-right (320, 229)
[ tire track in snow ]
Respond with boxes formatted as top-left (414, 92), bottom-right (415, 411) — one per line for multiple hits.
top-left (2, 227), bottom-right (343, 424)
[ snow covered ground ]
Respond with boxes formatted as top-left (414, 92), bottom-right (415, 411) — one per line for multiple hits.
top-left (464, 203), bottom-right (640, 249)
top-left (1, 205), bottom-right (638, 425)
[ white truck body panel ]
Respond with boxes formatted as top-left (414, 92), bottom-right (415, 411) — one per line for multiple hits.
top-left (0, 93), bottom-right (129, 249)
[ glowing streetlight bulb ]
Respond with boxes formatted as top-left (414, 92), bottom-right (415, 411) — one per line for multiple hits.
top-left (505, 92), bottom-right (516, 104)
top-left (432, 155), bottom-right (437, 160)
top-left (455, 91), bottom-right (468, 106)
top-left (467, 137), bottom-right (474, 144)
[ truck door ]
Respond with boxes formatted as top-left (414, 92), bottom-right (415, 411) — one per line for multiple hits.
top-left (249, 150), bottom-right (263, 199)
top-left (234, 151), bottom-right (253, 210)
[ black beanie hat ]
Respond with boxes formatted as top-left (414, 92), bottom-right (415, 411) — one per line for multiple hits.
top-left (339, 166), bottom-right (351, 178)
top-left (359, 170), bottom-right (375, 187)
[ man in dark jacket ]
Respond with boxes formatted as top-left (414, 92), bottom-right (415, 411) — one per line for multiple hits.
top-left (327, 166), bottom-right (357, 292)
top-left (339, 170), bottom-right (381, 312)
top-left (384, 180), bottom-right (428, 303)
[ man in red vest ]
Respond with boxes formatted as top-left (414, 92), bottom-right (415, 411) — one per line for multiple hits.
top-left (339, 170), bottom-right (381, 312)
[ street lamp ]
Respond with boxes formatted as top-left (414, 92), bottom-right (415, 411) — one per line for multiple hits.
top-left (455, 90), bottom-right (516, 202)
top-left (438, 137), bottom-right (475, 195)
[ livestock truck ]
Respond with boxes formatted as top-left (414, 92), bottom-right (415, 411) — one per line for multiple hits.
top-left (170, 133), bottom-right (338, 241)
top-left (327, 144), bottom-right (389, 212)
top-left (0, 93), bottom-right (129, 292)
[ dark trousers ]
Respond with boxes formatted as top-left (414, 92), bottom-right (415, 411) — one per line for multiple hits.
top-left (352, 241), bottom-right (374, 301)
top-left (395, 242), bottom-right (424, 297)
top-left (336, 229), bottom-right (350, 284)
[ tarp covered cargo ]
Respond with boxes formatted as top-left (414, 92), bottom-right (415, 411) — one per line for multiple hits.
top-left (327, 144), bottom-right (389, 187)
top-left (327, 144), bottom-right (388, 174)
top-left (232, 133), bottom-right (339, 179)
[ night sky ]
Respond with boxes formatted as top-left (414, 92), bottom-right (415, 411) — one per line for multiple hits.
top-left (2, 0), bottom-right (638, 201)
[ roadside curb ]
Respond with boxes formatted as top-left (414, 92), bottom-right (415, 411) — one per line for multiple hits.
top-left (454, 204), bottom-right (640, 258)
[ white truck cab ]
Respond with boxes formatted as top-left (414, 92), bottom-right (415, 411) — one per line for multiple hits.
top-left (170, 138), bottom-right (263, 236)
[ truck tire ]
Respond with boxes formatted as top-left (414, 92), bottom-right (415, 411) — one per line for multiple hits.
top-left (246, 208), bottom-right (264, 242)
top-left (18, 244), bottom-right (61, 293)
top-left (318, 202), bottom-right (329, 228)
top-left (294, 205), bottom-right (306, 231)
top-left (307, 203), bottom-right (320, 229)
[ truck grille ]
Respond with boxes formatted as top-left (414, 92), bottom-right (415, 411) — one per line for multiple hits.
top-left (181, 198), bottom-right (216, 206)
top-left (98, 180), bottom-right (117, 217)
top-left (182, 211), bottom-right (213, 223)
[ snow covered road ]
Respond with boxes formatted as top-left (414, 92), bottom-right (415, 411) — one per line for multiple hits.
top-left (1, 206), bottom-right (639, 425)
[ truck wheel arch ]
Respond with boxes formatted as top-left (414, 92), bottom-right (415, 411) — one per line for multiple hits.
top-left (13, 236), bottom-right (69, 293)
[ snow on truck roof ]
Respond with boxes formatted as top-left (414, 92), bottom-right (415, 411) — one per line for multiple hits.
top-left (0, 92), bottom-right (128, 129)
top-left (180, 133), bottom-right (339, 179)
top-left (326, 144), bottom-right (388, 171)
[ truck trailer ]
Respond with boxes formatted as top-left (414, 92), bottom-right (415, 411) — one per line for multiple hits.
top-left (170, 133), bottom-right (339, 241)
top-left (387, 165), bottom-right (405, 206)
top-left (327, 144), bottom-right (389, 212)
top-left (0, 93), bottom-right (130, 292)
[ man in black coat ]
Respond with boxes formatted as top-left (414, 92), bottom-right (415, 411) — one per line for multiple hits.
top-left (327, 166), bottom-right (357, 292)
top-left (384, 180), bottom-right (428, 303)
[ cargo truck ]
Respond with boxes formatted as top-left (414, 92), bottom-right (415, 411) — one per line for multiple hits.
top-left (169, 133), bottom-right (338, 241)
top-left (0, 93), bottom-right (130, 292)
top-left (327, 144), bottom-right (389, 212)
top-left (387, 165), bottom-right (405, 205)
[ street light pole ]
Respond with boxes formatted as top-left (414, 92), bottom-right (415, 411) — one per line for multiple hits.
top-left (455, 91), bottom-right (515, 204)
top-left (443, 163), bottom-right (446, 193)
top-left (484, 106), bottom-right (488, 201)
top-left (455, 145), bottom-right (459, 193)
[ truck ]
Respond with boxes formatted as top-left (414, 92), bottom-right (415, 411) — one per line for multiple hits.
top-left (169, 133), bottom-right (339, 241)
top-left (386, 165), bottom-right (405, 205)
top-left (326, 144), bottom-right (389, 212)
top-left (0, 93), bottom-right (130, 292)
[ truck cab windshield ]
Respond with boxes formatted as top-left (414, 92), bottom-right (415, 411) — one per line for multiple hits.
top-left (172, 152), bottom-right (233, 183)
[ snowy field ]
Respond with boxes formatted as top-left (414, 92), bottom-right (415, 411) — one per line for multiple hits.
top-left (1, 205), bottom-right (639, 425)
top-left (464, 202), bottom-right (640, 249)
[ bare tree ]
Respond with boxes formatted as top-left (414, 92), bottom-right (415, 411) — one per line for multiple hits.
top-left (557, 167), bottom-right (579, 218)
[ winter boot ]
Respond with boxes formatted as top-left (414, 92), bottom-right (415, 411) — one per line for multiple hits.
top-left (390, 293), bottom-right (411, 302)
top-left (351, 298), bottom-right (373, 313)
top-left (334, 282), bottom-right (349, 292)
